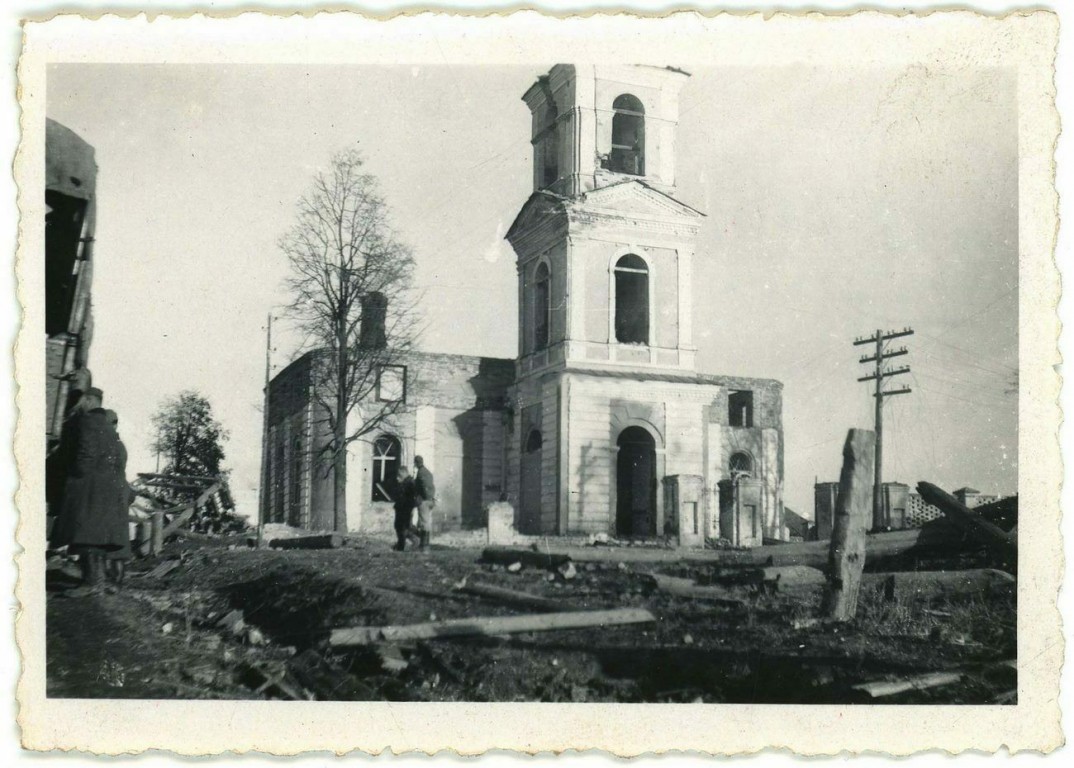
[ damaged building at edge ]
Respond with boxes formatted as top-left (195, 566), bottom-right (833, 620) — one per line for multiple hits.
top-left (262, 64), bottom-right (788, 545)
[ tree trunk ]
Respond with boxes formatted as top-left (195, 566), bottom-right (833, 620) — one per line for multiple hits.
top-left (822, 428), bottom-right (875, 621)
top-left (333, 337), bottom-right (348, 533)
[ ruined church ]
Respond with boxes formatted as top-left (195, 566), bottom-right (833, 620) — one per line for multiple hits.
top-left (263, 64), bottom-right (787, 545)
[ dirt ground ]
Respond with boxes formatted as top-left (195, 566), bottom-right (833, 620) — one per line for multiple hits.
top-left (46, 535), bottom-right (1016, 704)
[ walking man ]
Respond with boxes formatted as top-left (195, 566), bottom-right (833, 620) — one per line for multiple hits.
top-left (50, 388), bottom-right (127, 596)
top-left (414, 455), bottom-right (436, 551)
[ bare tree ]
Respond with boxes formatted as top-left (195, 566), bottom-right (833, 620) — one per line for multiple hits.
top-left (280, 148), bottom-right (419, 532)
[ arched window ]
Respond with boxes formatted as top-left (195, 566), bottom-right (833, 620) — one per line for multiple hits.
top-left (610, 94), bottom-right (645, 176)
top-left (534, 262), bottom-right (551, 350)
top-left (729, 451), bottom-right (754, 477)
top-left (371, 434), bottom-right (402, 502)
top-left (614, 254), bottom-right (649, 344)
top-left (525, 429), bottom-right (543, 453)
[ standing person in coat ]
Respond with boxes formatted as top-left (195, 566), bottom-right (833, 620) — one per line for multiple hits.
top-left (103, 410), bottom-right (134, 586)
top-left (392, 466), bottom-right (418, 552)
top-left (50, 388), bottom-right (127, 596)
top-left (413, 455), bottom-right (436, 551)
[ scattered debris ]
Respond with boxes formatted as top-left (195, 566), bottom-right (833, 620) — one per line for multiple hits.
top-left (506, 562), bottom-right (523, 573)
top-left (557, 562), bottom-right (578, 581)
top-left (216, 609), bottom-right (247, 636)
top-left (646, 573), bottom-right (746, 607)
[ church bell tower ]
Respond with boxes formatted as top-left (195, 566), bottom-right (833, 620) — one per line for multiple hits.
top-left (506, 64), bottom-right (706, 380)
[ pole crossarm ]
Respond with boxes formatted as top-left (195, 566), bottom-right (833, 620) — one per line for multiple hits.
top-left (852, 328), bottom-right (915, 346)
top-left (859, 347), bottom-right (908, 364)
top-left (857, 366), bottom-right (911, 382)
top-left (874, 387), bottom-right (913, 398)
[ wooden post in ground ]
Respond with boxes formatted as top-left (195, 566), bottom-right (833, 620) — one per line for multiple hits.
top-left (822, 429), bottom-right (875, 621)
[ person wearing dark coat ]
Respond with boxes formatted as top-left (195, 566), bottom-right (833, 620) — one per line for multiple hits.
top-left (392, 466), bottom-right (418, 552)
top-left (414, 456), bottom-right (436, 552)
top-left (103, 410), bottom-right (134, 585)
top-left (50, 388), bottom-right (127, 595)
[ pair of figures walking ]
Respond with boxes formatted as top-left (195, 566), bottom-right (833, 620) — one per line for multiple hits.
top-left (392, 455), bottom-right (435, 552)
top-left (49, 386), bottom-right (134, 595)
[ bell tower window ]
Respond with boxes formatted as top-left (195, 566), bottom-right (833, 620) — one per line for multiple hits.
top-left (534, 262), bottom-right (551, 350)
top-left (609, 94), bottom-right (645, 176)
top-left (614, 254), bottom-right (649, 345)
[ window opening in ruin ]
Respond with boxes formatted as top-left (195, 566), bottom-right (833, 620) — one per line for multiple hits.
top-left (371, 434), bottom-right (401, 502)
top-left (729, 451), bottom-right (753, 477)
top-left (534, 262), bottom-right (551, 350)
top-left (45, 191), bottom-right (88, 336)
top-left (273, 440), bottom-right (285, 523)
top-left (728, 390), bottom-right (754, 427)
top-left (608, 94), bottom-right (645, 176)
top-left (525, 429), bottom-right (543, 453)
top-left (614, 254), bottom-right (650, 344)
top-left (542, 121), bottom-right (559, 188)
top-left (376, 365), bottom-right (407, 402)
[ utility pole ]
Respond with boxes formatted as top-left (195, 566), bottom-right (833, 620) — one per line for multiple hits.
top-left (256, 313), bottom-right (272, 548)
top-left (854, 327), bottom-right (914, 528)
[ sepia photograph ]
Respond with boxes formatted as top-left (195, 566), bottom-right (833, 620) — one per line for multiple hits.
top-left (14, 8), bottom-right (1063, 756)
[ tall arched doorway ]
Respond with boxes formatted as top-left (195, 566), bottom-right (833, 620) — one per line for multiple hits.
top-left (519, 429), bottom-right (543, 534)
top-left (616, 426), bottom-right (656, 537)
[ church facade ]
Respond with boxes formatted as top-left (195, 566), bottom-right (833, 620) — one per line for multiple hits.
top-left (262, 64), bottom-right (787, 545)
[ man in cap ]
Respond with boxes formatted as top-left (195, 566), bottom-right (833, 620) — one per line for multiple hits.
top-left (413, 455), bottom-right (436, 552)
top-left (50, 387), bottom-right (127, 596)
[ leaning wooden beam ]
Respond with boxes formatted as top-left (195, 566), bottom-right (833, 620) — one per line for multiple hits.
top-left (329, 607), bottom-right (656, 647)
top-left (161, 482), bottom-right (221, 539)
top-left (916, 482), bottom-right (1016, 554)
top-left (455, 579), bottom-right (565, 613)
top-left (822, 429), bottom-right (875, 621)
top-left (853, 671), bottom-right (962, 698)
top-left (269, 534), bottom-right (344, 550)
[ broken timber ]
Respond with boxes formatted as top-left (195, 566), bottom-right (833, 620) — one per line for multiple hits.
top-left (823, 429), bottom-right (875, 621)
top-left (763, 567), bottom-right (1015, 602)
top-left (270, 534), bottom-right (344, 550)
top-left (330, 607), bottom-right (655, 647)
top-left (455, 579), bottom-right (564, 612)
top-left (480, 548), bottom-right (572, 571)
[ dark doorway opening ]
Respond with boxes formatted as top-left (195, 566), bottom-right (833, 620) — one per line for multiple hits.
top-left (519, 429), bottom-right (543, 534)
top-left (616, 426), bottom-right (656, 537)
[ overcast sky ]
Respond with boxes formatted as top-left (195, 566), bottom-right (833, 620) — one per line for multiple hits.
top-left (46, 63), bottom-right (1018, 518)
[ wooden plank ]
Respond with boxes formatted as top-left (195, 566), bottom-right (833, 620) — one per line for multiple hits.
top-left (853, 671), bottom-right (962, 698)
top-left (329, 607), bottom-right (656, 647)
top-left (456, 579), bottom-right (565, 613)
top-left (871, 568), bottom-right (1015, 602)
top-left (822, 429), bottom-right (875, 621)
top-left (480, 548), bottom-right (572, 571)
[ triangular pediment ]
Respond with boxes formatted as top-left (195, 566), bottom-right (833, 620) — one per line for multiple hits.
top-left (574, 180), bottom-right (705, 220)
top-left (506, 191), bottom-right (569, 243)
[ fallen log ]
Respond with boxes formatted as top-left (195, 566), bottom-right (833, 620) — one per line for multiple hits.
top-left (647, 574), bottom-right (746, 607)
top-left (823, 429), bottom-right (875, 621)
top-left (853, 671), bottom-right (962, 698)
top-left (760, 565), bottom-right (828, 597)
top-left (486, 524), bottom-right (966, 570)
top-left (767, 568), bottom-right (1015, 603)
top-left (481, 548), bottom-right (572, 571)
top-left (330, 607), bottom-right (655, 647)
top-left (270, 534), bottom-right (344, 550)
top-left (455, 579), bottom-right (564, 613)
